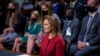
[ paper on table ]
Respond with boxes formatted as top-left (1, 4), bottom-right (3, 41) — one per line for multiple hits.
top-left (16, 54), bottom-right (30, 56)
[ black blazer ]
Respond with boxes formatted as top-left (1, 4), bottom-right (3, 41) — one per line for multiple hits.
top-left (5, 12), bottom-right (27, 35)
top-left (62, 18), bottom-right (81, 43)
top-left (0, 11), bottom-right (7, 34)
top-left (78, 12), bottom-right (100, 46)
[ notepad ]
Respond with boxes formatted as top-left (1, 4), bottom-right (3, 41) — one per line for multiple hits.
top-left (66, 27), bottom-right (71, 36)
top-left (17, 54), bottom-right (30, 56)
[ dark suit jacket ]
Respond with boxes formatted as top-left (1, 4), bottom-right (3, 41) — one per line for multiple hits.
top-left (77, 0), bottom-right (86, 4)
top-left (14, 12), bottom-right (27, 35)
top-left (78, 12), bottom-right (100, 47)
top-left (62, 18), bottom-right (81, 43)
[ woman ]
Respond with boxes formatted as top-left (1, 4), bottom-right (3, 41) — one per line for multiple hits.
top-left (26, 10), bottom-right (43, 54)
top-left (12, 10), bottom-right (42, 53)
top-left (0, 2), bottom-right (26, 49)
top-left (39, 15), bottom-right (65, 56)
top-left (41, 2), bottom-right (61, 24)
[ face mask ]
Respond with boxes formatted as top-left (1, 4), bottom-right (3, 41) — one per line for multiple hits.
top-left (86, 6), bottom-right (97, 12)
top-left (8, 8), bottom-right (15, 13)
top-left (66, 15), bottom-right (74, 20)
top-left (32, 18), bottom-right (37, 22)
top-left (42, 10), bottom-right (48, 16)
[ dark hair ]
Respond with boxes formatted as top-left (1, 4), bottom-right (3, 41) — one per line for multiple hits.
top-left (65, 7), bottom-right (74, 11)
top-left (95, 0), bottom-right (100, 4)
top-left (50, 0), bottom-right (59, 4)
top-left (64, 0), bottom-right (70, 4)
top-left (65, 7), bottom-right (74, 13)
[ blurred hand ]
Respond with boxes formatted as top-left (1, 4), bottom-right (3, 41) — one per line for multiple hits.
top-left (3, 28), bottom-right (9, 35)
top-left (39, 31), bottom-right (44, 38)
top-left (9, 27), bottom-right (14, 32)
top-left (24, 32), bottom-right (30, 37)
top-left (81, 42), bottom-right (87, 48)
top-left (78, 42), bottom-right (87, 49)
top-left (78, 42), bottom-right (83, 49)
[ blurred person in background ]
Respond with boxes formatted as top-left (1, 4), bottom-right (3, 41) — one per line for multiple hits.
top-left (0, 2), bottom-right (26, 49)
top-left (69, 0), bottom-right (100, 56)
top-left (41, 2), bottom-right (61, 25)
top-left (12, 10), bottom-right (42, 54)
top-left (62, 7), bottom-right (81, 44)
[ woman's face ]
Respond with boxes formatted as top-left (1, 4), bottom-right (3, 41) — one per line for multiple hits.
top-left (31, 14), bottom-right (36, 19)
top-left (41, 5), bottom-right (48, 11)
top-left (8, 3), bottom-right (15, 9)
top-left (30, 14), bottom-right (37, 22)
top-left (43, 19), bottom-right (52, 33)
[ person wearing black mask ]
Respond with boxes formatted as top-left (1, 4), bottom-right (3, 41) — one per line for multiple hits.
top-left (0, 2), bottom-right (26, 49)
top-left (41, 3), bottom-right (48, 17)
top-left (62, 8), bottom-right (81, 44)
top-left (12, 10), bottom-right (42, 54)
top-left (8, 8), bottom-right (15, 13)
top-left (70, 0), bottom-right (100, 56)
top-left (86, 1), bottom-right (98, 12)
top-left (41, 2), bottom-right (61, 24)
top-left (31, 17), bottom-right (37, 23)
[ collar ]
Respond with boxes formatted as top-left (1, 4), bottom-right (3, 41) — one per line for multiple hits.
top-left (71, 0), bottom-right (77, 6)
top-left (89, 11), bottom-right (97, 18)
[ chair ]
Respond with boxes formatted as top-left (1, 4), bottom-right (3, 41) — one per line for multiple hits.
top-left (4, 16), bottom-right (27, 50)
top-left (21, 1), bottom-right (34, 17)
top-left (22, 1), bottom-right (34, 10)
top-left (3, 41), bottom-right (14, 50)
top-left (64, 38), bottom-right (70, 56)
top-left (90, 49), bottom-right (100, 56)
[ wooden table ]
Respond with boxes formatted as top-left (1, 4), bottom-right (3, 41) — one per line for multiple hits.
top-left (0, 50), bottom-right (38, 56)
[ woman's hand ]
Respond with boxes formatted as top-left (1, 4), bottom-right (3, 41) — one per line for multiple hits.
top-left (3, 28), bottom-right (9, 35)
top-left (24, 32), bottom-right (30, 37)
top-left (3, 27), bottom-right (14, 32)
top-left (9, 27), bottom-right (14, 32)
top-left (39, 31), bottom-right (44, 38)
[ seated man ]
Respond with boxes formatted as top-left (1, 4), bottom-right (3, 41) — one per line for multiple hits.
top-left (70, 0), bottom-right (100, 56)
top-left (62, 7), bottom-right (80, 44)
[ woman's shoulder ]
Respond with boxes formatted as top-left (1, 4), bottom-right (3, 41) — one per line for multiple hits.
top-left (17, 12), bottom-right (26, 20)
top-left (55, 35), bottom-right (64, 42)
top-left (17, 12), bottom-right (24, 17)
top-left (36, 22), bottom-right (42, 26)
top-left (42, 34), bottom-right (49, 41)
